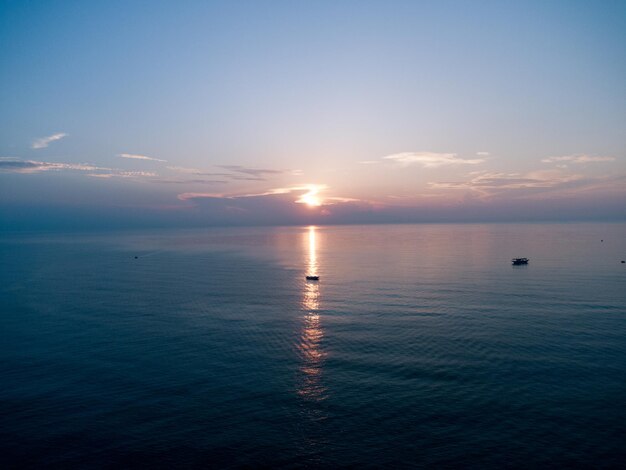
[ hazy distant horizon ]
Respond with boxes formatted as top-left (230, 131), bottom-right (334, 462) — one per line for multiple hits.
top-left (1, 204), bottom-right (625, 234)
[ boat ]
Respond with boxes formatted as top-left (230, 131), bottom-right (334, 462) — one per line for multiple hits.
top-left (512, 258), bottom-right (529, 265)
top-left (306, 275), bottom-right (320, 281)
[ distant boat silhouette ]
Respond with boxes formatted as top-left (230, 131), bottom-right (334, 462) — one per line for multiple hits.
top-left (306, 275), bottom-right (320, 281)
top-left (512, 258), bottom-right (529, 265)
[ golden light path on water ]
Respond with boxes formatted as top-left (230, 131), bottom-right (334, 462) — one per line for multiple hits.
top-left (297, 226), bottom-right (326, 402)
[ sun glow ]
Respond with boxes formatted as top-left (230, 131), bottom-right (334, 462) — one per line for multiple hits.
top-left (296, 185), bottom-right (324, 207)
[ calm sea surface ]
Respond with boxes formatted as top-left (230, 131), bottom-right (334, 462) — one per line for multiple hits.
top-left (1, 223), bottom-right (625, 468)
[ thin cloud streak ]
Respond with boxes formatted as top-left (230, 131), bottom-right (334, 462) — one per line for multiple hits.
top-left (429, 170), bottom-right (626, 201)
top-left (32, 133), bottom-right (68, 149)
top-left (229, 175), bottom-right (269, 181)
top-left (0, 157), bottom-right (109, 173)
top-left (170, 164), bottom-right (286, 181)
top-left (429, 171), bottom-right (585, 196)
top-left (218, 165), bottom-right (284, 177)
top-left (150, 178), bottom-right (228, 185)
top-left (0, 157), bottom-right (158, 180)
top-left (541, 154), bottom-right (616, 164)
top-left (178, 184), bottom-right (330, 203)
top-left (167, 166), bottom-right (236, 177)
top-left (383, 152), bottom-right (486, 167)
top-left (430, 171), bottom-right (577, 190)
top-left (118, 153), bottom-right (167, 162)
top-left (88, 171), bottom-right (157, 179)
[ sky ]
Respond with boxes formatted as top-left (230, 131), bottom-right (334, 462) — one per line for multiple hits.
top-left (1, 0), bottom-right (625, 230)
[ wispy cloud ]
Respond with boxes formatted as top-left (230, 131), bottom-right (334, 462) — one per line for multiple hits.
top-left (118, 153), bottom-right (167, 162)
top-left (177, 192), bottom-right (226, 200)
top-left (178, 184), bottom-right (330, 203)
top-left (174, 184), bottom-right (377, 226)
top-left (32, 132), bottom-right (68, 149)
top-left (430, 171), bottom-right (576, 191)
top-left (169, 164), bottom-right (285, 181)
top-left (167, 166), bottom-right (231, 176)
top-left (88, 171), bottom-right (157, 179)
top-left (476, 151), bottom-right (490, 156)
top-left (325, 196), bottom-right (360, 203)
top-left (218, 165), bottom-right (284, 177)
top-left (541, 154), bottom-right (615, 164)
top-left (0, 157), bottom-right (158, 180)
top-left (0, 157), bottom-right (109, 173)
top-left (383, 152), bottom-right (485, 168)
top-left (150, 178), bottom-right (228, 185)
top-left (229, 175), bottom-right (268, 181)
top-left (167, 165), bottom-right (204, 174)
top-left (429, 170), bottom-right (626, 201)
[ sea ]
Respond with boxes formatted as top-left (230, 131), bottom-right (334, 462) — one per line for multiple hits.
top-left (1, 223), bottom-right (625, 468)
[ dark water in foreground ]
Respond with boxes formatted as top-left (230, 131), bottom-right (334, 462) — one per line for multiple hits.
top-left (1, 223), bottom-right (626, 468)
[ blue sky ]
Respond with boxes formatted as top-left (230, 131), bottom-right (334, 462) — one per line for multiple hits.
top-left (1, 0), bottom-right (625, 229)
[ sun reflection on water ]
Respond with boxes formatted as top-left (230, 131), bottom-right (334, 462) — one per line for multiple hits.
top-left (297, 226), bottom-right (326, 401)
top-left (307, 225), bottom-right (317, 278)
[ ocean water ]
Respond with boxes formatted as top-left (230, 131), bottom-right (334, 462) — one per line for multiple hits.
top-left (1, 223), bottom-right (625, 468)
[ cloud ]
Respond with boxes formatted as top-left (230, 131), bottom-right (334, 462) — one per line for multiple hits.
top-left (177, 192), bottom-right (226, 200)
top-left (167, 165), bottom-right (204, 174)
top-left (541, 154), bottom-right (615, 164)
top-left (118, 153), bottom-right (167, 162)
top-left (167, 166), bottom-right (233, 177)
top-left (229, 175), bottom-right (267, 181)
top-left (0, 157), bottom-right (109, 173)
top-left (326, 196), bottom-right (360, 203)
top-left (32, 133), bottom-right (68, 149)
top-left (476, 151), bottom-right (490, 156)
top-left (429, 170), bottom-right (626, 201)
top-left (149, 178), bottom-right (228, 185)
top-left (218, 165), bottom-right (284, 177)
top-left (169, 164), bottom-right (287, 181)
top-left (88, 171), bottom-right (157, 179)
top-left (178, 184), bottom-right (328, 202)
top-left (0, 158), bottom-right (45, 172)
top-left (173, 185), bottom-right (378, 226)
top-left (430, 171), bottom-right (572, 191)
top-left (173, 181), bottom-right (625, 226)
top-left (0, 157), bottom-right (159, 180)
top-left (383, 152), bottom-right (485, 167)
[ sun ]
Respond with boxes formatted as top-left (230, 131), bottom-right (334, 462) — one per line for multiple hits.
top-left (296, 185), bottom-right (324, 208)
top-left (301, 194), bottom-right (322, 207)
